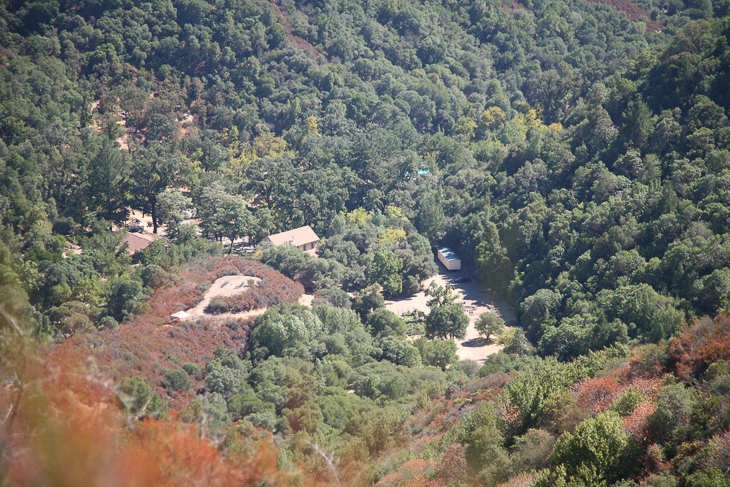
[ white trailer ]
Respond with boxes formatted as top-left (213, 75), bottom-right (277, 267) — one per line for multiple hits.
top-left (437, 247), bottom-right (461, 270)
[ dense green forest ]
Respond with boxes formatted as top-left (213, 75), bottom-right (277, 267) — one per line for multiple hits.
top-left (2, 0), bottom-right (730, 485)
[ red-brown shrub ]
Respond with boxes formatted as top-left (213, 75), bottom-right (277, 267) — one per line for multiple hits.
top-left (376, 459), bottom-right (437, 487)
top-left (667, 313), bottom-right (730, 380)
top-left (497, 472), bottom-right (537, 487)
top-left (433, 443), bottom-right (468, 484)
top-left (627, 377), bottom-right (661, 400)
top-left (571, 376), bottom-right (623, 415)
top-left (464, 372), bottom-right (514, 399)
top-left (1, 359), bottom-right (282, 487)
top-left (628, 344), bottom-right (669, 379)
top-left (623, 401), bottom-right (656, 443)
top-left (587, 0), bottom-right (662, 32)
top-left (46, 317), bottom-right (254, 409)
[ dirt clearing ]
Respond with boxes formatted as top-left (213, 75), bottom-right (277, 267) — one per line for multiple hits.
top-left (384, 263), bottom-right (516, 363)
top-left (184, 275), bottom-right (262, 319)
top-left (183, 274), bottom-right (314, 321)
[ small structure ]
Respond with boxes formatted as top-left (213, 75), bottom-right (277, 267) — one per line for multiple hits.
top-left (438, 247), bottom-right (461, 271)
top-left (124, 232), bottom-right (164, 255)
top-left (267, 225), bottom-right (320, 253)
top-left (170, 310), bottom-right (190, 323)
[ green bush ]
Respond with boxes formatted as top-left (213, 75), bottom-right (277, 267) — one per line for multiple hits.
top-left (98, 315), bottom-right (119, 329)
top-left (182, 362), bottom-right (202, 379)
top-left (367, 308), bottom-right (407, 337)
top-left (206, 364), bottom-right (238, 395)
top-left (547, 411), bottom-right (640, 485)
top-left (119, 376), bottom-right (152, 415)
top-left (227, 394), bottom-right (274, 418)
top-left (414, 337), bottom-right (457, 368)
top-left (205, 299), bottom-right (230, 314)
top-left (163, 368), bottom-right (193, 392)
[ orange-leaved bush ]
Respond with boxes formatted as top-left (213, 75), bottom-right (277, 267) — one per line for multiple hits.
top-left (571, 375), bottom-right (623, 415)
top-left (622, 401), bottom-right (656, 443)
top-left (375, 459), bottom-right (437, 487)
top-left (2, 340), bottom-right (282, 487)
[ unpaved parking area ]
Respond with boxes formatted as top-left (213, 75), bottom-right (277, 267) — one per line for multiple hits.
top-left (384, 263), bottom-right (516, 363)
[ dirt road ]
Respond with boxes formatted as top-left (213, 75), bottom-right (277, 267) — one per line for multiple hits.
top-left (384, 264), bottom-right (515, 363)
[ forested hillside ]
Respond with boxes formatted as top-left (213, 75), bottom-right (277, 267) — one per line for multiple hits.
top-left (2, 0), bottom-right (730, 485)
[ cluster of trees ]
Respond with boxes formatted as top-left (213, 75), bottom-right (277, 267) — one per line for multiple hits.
top-left (441, 16), bottom-right (730, 359)
top-left (116, 299), bottom-right (480, 452)
top-left (0, 211), bottom-right (225, 336)
top-left (1, 0), bottom-right (729, 354)
top-left (3, 0), bottom-right (730, 485)
top-left (262, 208), bottom-right (436, 295)
top-left (375, 313), bottom-right (730, 486)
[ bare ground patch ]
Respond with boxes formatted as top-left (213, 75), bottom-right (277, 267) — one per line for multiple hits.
top-left (185, 275), bottom-right (262, 318)
top-left (185, 275), bottom-right (314, 321)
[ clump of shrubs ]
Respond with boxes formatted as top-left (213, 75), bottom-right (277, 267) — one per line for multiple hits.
top-left (99, 316), bottom-right (119, 329)
top-left (205, 299), bottom-right (230, 314)
top-left (163, 368), bottom-right (193, 391)
top-left (182, 362), bottom-right (203, 379)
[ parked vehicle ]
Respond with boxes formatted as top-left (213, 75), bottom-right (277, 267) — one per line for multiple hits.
top-left (454, 277), bottom-right (471, 283)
